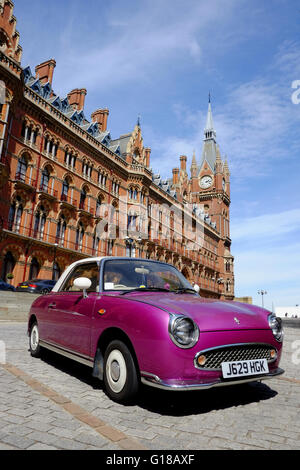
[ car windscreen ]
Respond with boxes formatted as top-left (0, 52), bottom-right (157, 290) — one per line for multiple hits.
top-left (103, 259), bottom-right (192, 292)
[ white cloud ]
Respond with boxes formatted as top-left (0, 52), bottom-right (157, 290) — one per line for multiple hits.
top-left (51, 0), bottom-right (239, 95)
top-left (231, 208), bottom-right (300, 242)
top-left (232, 208), bottom-right (300, 307)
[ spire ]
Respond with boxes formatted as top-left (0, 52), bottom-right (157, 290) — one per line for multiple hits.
top-left (200, 96), bottom-right (218, 172)
top-left (191, 149), bottom-right (197, 167)
top-left (191, 149), bottom-right (198, 177)
top-left (204, 95), bottom-right (216, 141)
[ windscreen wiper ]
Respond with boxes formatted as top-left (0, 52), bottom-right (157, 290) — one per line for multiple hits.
top-left (174, 287), bottom-right (197, 294)
top-left (120, 287), bottom-right (170, 295)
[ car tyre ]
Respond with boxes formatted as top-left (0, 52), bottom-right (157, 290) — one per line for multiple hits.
top-left (29, 322), bottom-right (41, 358)
top-left (103, 340), bottom-right (139, 403)
top-left (41, 288), bottom-right (49, 294)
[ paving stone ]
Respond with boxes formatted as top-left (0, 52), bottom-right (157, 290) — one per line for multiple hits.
top-left (1, 323), bottom-right (300, 451)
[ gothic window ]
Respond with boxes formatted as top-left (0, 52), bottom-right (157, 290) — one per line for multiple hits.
top-left (96, 197), bottom-right (102, 217)
top-left (107, 240), bottom-right (114, 256)
top-left (40, 167), bottom-right (50, 192)
top-left (65, 151), bottom-right (76, 168)
top-left (8, 203), bottom-right (15, 231)
top-left (92, 232), bottom-right (100, 255)
top-left (33, 205), bottom-right (47, 240)
top-left (127, 214), bottom-right (137, 232)
top-left (80, 187), bottom-right (87, 209)
top-left (61, 178), bottom-right (69, 201)
top-left (1, 252), bottom-right (15, 281)
top-left (125, 242), bottom-right (136, 258)
top-left (44, 136), bottom-right (48, 152)
top-left (15, 205), bottom-right (23, 233)
top-left (16, 155), bottom-right (28, 181)
top-left (29, 257), bottom-right (40, 280)
top-left (56, 215), bottom-right (67, 246)
top-left (76, 222), bottom-right (85, 252)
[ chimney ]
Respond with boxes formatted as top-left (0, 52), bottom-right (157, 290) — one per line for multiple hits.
top-left (35, 59), bottom-right (56, 85)
top-left (180, 155), bottom-right (187, 172)
top-left (91, 108), bottom-right (109, 132)
top-left (67, 88), bottom-right (87, 111)
top-left (144, 147), bottom-right (151, 167)
top-left (172, 168), bottom-right (179, 185)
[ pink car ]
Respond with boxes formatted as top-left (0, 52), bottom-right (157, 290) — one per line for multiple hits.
top-left (28, 257), bottom-right (284, 403)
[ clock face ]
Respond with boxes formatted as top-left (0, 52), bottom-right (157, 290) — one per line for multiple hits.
top-left (200, 175), bottom-right (213, 189)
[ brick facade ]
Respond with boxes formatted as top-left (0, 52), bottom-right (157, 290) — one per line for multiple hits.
top-left (0, 0), bottom-right (234, 299)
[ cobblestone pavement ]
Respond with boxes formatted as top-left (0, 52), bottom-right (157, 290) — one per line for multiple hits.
top-left (0, 322), bottom-right (299, 450)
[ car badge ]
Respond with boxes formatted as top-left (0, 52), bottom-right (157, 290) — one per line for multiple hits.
top-left (234, 317), bottom-right (240, 324)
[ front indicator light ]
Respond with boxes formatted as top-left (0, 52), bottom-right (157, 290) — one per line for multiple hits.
top-left (270, 349), bottom-right (276, 359)
top-left (197, 355), bottom-right (206, 366)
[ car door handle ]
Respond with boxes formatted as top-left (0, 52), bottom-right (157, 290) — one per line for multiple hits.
top-left (48, 302), bottom-right (56, 309)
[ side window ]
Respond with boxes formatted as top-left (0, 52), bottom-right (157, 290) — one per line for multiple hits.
top-left (61, 263), bottom-right (99, 292)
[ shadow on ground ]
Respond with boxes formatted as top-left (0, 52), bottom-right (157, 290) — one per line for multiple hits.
top-left (37, 349), bottom-right (278, 417)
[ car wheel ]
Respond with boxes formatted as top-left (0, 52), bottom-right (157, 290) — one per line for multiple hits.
top-left (103, 340), bottom-right (139, 403)
top-left (41, 289), bottom-right (49, 294)
top-left (29, 322), bottom-right (41, 358)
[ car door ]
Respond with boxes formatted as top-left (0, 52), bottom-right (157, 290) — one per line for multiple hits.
top-left (43, 261), bottom-right (100, 358)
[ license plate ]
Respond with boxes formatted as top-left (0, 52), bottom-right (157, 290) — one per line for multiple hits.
top-left (221, 359), bottom-right (269, 378)
top-left (21, 286), bottom-right (28, 288)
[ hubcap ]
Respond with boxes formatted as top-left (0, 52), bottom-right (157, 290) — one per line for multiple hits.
top-left (106, 349), bottom-right (127, 394)
top-left (110, 360), bottom-right (120, 382)
top-left (31, 325), bottom-right (39, 351)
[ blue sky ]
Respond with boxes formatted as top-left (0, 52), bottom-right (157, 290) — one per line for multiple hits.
top-left (13, 0), bottom-right (300, 309)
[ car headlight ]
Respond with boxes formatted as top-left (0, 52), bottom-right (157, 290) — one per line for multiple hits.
top-left (169, 315), bottom-right (199, 349)
top-left (268, 314), bottom-right (283, 342)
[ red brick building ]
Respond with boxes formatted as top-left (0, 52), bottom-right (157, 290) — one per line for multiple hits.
top-left (0, 0), bottom-right (234, 299)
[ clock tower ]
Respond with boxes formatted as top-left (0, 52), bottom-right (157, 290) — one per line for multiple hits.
top-left (190, 98), bottom-right (234, 299)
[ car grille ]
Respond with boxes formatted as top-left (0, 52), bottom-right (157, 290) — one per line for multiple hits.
top-left (195, 344), bottom-right (277, 370)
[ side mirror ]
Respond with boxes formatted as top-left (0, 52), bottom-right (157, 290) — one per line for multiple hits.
top-left (193, 284), bottom-right (200, 294)
top-left (73, 277), bottom-right (92, 298)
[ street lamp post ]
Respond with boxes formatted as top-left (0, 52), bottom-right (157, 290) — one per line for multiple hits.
top-left (258, 290), bottom-right (267, 308)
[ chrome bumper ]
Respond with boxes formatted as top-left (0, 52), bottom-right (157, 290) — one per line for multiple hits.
top-left (141, 367), bottom-right (285, 391)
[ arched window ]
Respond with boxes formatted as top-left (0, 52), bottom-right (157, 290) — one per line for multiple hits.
top-left (125, 241), bottom-right (136, 258)
top-left (76, 222), bottom-right (85, 252)
top-left (16, 155), bottom-right (28, 182)
top-left (61, 178), bottom-right (69, 201)
top-left (33, 205), bottom-right (47, 240)
top-left (96, 197), bottom-right (102, 217)
top-left (40, 167), bottom-right (50, 192)
top-left (92, 232), bottom-right (100, 255)
top-left (15, 204), bottom-right (23, 233)
top-left (8, 202), bottom-right (16, 231)
top-left (29, 257), bottom-right (40, 280)
top-left (80, 187), bottom-right (87, 210)
top-left (56, 215), bottom-right (67, 246)
top-left (1, 252), bottom-right (15, 281)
